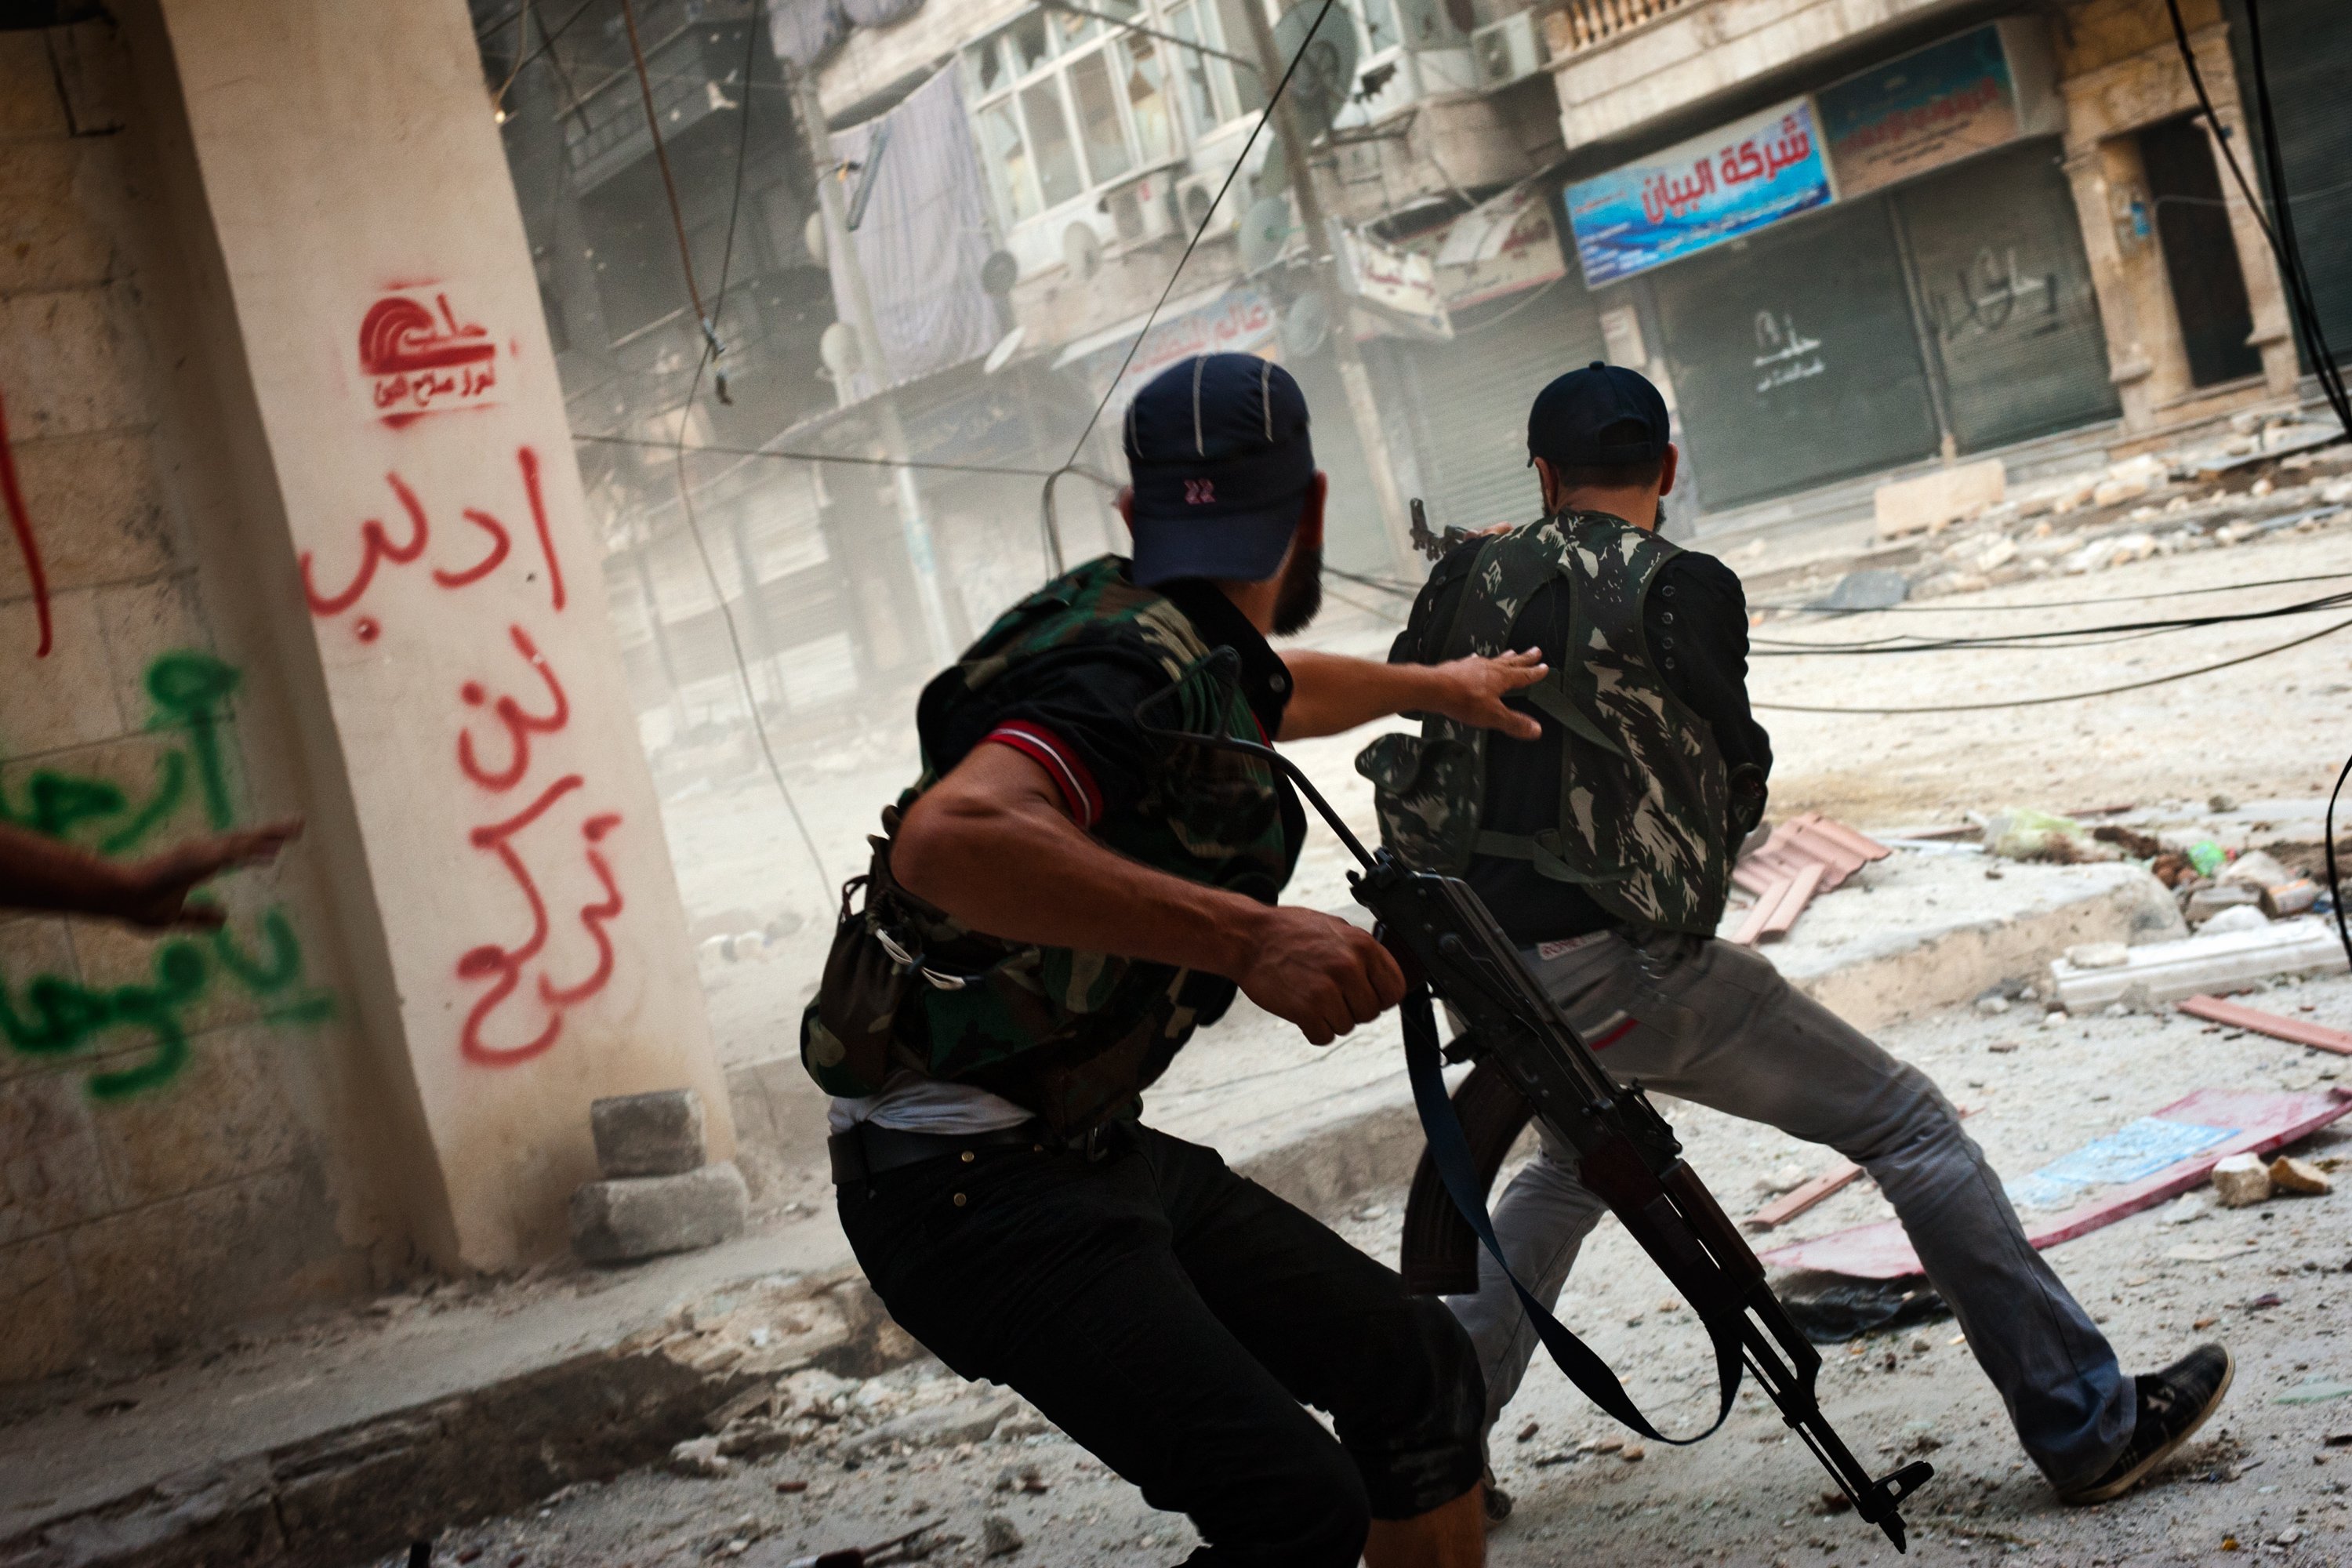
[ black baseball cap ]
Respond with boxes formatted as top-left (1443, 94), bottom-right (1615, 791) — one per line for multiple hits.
top-left (1526, 361), bottom-right (1670, 469)
top-left (1123, 353), bottom-right (1317, 586)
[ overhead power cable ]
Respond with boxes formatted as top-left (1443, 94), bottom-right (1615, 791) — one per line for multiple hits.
top-left (1037, 0), bottom-right (1340, 571)
top-left (575, 432), bottom-right (1072, 481)
top-left (1747, 568), bottom-right (2352, 615)
top-left (626, 0), bottom-right (833, 899)
top-left (1750, 612), bottom-right (2352, 713)
top-left (1751, 586), bottom-right (2352, 655)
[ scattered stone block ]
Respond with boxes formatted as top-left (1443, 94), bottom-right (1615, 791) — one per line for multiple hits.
top-left (669, 1436), bottom-right (731, 1476)
top-left (2263, 878), bottom-right (2318, 919)
top-left (2049, 916), bottom-right (2348, 1012)
top-left (2268, 1156), bottom-right (2332, 1196)
top-left (2186, 884), bottom-right (2261, 925)
top-left (843, 1394), bottom-right (1019, 1457)
top-left (2219, 850), bottom-right (2292, 888)
top-left (592, 1088), bottom-right (709, 1178)
top-left (1874, 459), bottom-right (2005, 539)
top-left (2201, 906), bottom-right (2271, 936)
top-left (2210, 1152), bottom-right (2272, 1208)
top-left (571, 1162), bottom-right (748, 1264)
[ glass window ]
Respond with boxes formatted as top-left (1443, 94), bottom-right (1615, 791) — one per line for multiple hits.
top-left (962, 36), bottom-right (999, 96)
top-left (1358, 0), bottom-right (1399, 49)
top-left (1167, 4), bottom-right (1224, 130)
top-left (1066, 50), bottom-right (1134, 186)
top-left (1020, 78), bottom-right (1085, 206)
top-left (978, 98), bottom-right (1042, 224)
top-left (1050, 8), bottom-right (1098, 49)
top-left (1214, 0), bottom-right (1268, 114)
top-left (1119, 37), bottom-right (1175, 164)
top-left (1008, 10), bottom-right (1051, 73)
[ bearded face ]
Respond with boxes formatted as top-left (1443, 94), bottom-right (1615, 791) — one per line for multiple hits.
top-left (1271, 539), bottom-right (1323, 637)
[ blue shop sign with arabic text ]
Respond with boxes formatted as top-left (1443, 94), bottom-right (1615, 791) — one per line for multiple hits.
top-left (1564, 100), bottom-right (1835, 286)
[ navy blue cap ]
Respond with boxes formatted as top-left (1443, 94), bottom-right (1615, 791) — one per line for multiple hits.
top-left (1526, 361), bottom-right (1669, 469)
top-left (1123, 353), bottom-right (1316, 586)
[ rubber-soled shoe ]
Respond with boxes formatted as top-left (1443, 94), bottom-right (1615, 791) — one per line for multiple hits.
top-left (2060, 1344), bottom-right (2234, 1505)
top-left (1483, 1465), bottom-right (1513, 1523)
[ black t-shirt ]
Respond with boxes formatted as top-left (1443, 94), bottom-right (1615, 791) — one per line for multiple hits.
top-left (1394, 531), bottom-right (1773, 945)
top-left (919, 575), bottom-right (1307, 859)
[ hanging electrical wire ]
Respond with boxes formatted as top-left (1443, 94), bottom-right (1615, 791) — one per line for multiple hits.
top-left (1747, 566), bottom-right (2352, 615)
top-left (619, 0), bottom-right (836, 898)
top-left (1751, 612), bottom-right (2352, 714)
top-left (489, 0), bottom-right (598, 121)
top-left (1036, 0), bottom-right (1340, 572)
top-left (1750, 584), bottom-right (2352, 655)
top-left (575, 432), bottom-right (1070, 481)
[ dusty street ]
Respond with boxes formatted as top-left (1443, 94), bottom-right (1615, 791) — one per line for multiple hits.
top-left (361, 967), bottom-right (2352, 1568)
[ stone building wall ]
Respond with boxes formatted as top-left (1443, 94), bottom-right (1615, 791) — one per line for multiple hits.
top-left (0, 20), bottom-right (379, 1385)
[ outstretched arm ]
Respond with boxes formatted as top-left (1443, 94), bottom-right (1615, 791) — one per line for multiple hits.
top-left (0, 818), bottom-right (301, 928)
top-left (1278, 648), bottom-right (1548, 742)
top-left (892, 743), bottom-right (1403, 1045)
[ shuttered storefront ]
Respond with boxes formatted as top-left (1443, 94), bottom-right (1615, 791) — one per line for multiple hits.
top-left (1891, 139), bottom-right (2120, 451)
top-left (1399, 281), bottom-right (1609, 535)
top-left (1651, 199), bottom-right (1940, 512)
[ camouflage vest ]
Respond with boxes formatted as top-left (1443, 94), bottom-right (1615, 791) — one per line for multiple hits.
top-left (1356, 511), bottom-right (1731, 935)
top-left (800, 556), bottom-right (1294, 1132)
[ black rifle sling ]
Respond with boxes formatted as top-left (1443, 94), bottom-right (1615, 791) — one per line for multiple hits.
top-left (1399, 985), bottom-right (1741, 1444)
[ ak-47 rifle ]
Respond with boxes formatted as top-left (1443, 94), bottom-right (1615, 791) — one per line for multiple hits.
top-left (1408, 496), bottom-right (1475, 563)
top-left (1139, 653), bottom-right (1935, 1552)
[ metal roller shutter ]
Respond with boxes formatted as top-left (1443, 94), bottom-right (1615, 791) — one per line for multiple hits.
top-left (1402, 281), bottom-right (1609, 535)
top-left (1893, 140), bottom-right (2120, 452)
top-left (1651, 200), bottom-right (1940, 512)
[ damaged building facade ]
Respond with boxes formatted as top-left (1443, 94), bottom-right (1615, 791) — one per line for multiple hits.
top-left (488, 0), bottom-right (2347, 764)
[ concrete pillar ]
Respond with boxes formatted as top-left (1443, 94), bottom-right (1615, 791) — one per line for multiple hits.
top-left (132, 0), bottom-right (731, 1269)
top-left (2063, 135), bottom-right (2166, 430)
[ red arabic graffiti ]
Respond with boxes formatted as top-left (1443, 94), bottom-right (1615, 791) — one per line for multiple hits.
top-left (360, 291), bottom-right (501, 428)
top-left (452, 626), bottom-right (624, 1065)
top-left (458, 624), bottom-right (568, 790)
top-left (301, 449), bottom-right (564, 633)
top-left (0, 386), bottom-right (54, 658)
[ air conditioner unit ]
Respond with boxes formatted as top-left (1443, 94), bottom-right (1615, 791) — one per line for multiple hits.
top-left (1105, 170), bottom-right (1183, 247)
top-left (1471, 11), bottom-right (1543, 89)
top-left (1174, 171), bottom-right (1240, 241)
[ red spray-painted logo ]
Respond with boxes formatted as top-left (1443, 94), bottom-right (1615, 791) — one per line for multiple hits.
top-left (361, 291), bottom-right (501, 427)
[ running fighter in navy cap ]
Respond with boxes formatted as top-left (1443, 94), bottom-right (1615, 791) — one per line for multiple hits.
top-left (804, 354), bottom-right (1547, 1565)
top-left (1374, 362), bottom-right (2232, 1519)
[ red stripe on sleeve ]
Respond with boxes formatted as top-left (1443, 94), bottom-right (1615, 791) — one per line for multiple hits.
top-left (984, 722), bottom-right (1104, 829)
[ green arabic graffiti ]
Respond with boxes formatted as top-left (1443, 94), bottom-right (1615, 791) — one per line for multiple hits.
top-left (0, 650), bottom-right (240, 852)
top-left (0, 652), bottom-right (335, 1098)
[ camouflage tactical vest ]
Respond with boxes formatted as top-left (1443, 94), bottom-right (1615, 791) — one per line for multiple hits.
top-left (800, 556), bottom-right (1294, 1133)
top-left (1356, 511), bottom-right (1731, 935)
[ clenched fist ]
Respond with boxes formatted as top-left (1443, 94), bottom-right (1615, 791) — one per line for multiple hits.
top-left (1236, 905), bottom-right (1408, 1046)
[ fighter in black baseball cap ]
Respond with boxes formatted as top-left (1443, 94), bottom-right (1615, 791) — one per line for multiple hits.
top-left (810, 352), bottom-right (1548, 1565)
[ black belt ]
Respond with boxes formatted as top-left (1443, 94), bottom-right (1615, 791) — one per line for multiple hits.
top-left (827, 1120), bottom-right (1047, 1186)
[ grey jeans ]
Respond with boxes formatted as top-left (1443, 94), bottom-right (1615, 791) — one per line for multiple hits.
top-left (1444, 929), bottom-right (2135, 1491)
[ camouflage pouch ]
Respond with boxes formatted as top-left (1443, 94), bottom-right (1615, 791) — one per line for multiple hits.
top-left (799, 834), bottom-right (919, 1098)
top-left (1356, 730), bottom-right (1483, 875)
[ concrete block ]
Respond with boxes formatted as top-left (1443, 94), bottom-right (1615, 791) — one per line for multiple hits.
top-left (571, 1162), bottom-right (748, 1264)
top-left (2270, 1155), bottom-right (2331, 1196)
top-left (592, 1088), bottom-right (709, 1178)
top-left (2209, 1152), bottom-right (2271, 1208)
top-left (2050, 916), bottom-right (2350, 1013)
top-left (1874, 459), bottom-right (2007, 540)
top-left (2186, 882), bottom-right (2261, 924)
top-left (842, 1393), bottom-right (1019, 1457)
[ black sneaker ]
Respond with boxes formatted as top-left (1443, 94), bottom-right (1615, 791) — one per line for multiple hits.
top-left (1482, 1465), bottom-right (1512, 1523)
top-left (2060, 1345), bottom-right (2234, 1505)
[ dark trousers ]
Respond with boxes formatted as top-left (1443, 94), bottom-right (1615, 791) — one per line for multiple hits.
top-left (837, 1123), bottom-right (1485, 1567)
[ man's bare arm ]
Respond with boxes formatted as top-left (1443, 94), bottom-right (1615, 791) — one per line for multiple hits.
top-left (1278, 648), bottom-right (1547, 741)
top-left (0, 818), bottom-right (301, 928)
top-left (892, 744), bottom-right (1403, 1045)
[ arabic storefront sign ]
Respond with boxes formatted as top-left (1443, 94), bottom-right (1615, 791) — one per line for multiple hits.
top-left (1563, 100), bottom-right (1835, 287)
top-left (1076, 286), bottom-right (1279, 412)
top-left (1335, 223), bottom-right (1451, 338)
top-left (1817, 25), bottom-right (2020, 200)
top-left (1428, 183), bottom-right (1566, 310)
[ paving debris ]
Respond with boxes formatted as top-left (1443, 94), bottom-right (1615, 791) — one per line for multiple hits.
top-left (2209, 1152), bottom-right (2274, 1208)
top-left (2047, 916), bottom-right (2349, 1012)
top-left (980, 1512), bottom-right (1025, 1557)
top-left (593, 1088), bottom-right (710, 1177)
top-left (1729, 814), bottom-right (1890, 945)
top-left (2267, 1153), bottom-right (2333, 1195)
top-left (571, 1163), bottom-right (751, 1265)
top-left (2179, 993), bottom-right (2352, 1054)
